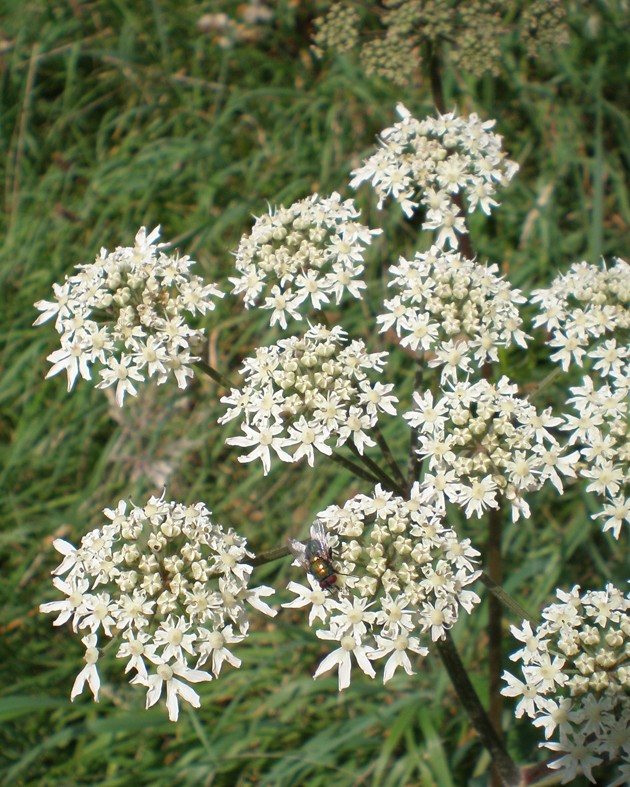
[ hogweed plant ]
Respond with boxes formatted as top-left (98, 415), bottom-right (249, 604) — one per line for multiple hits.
top-left (36, 103), bottom-right (629, 786)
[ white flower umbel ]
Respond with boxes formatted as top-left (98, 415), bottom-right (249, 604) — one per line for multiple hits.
top-left (531, 258), bottom-right (630, 538)
top-left (230, 192), bottom-right (380, 326)
top-left (283, 487), bottom-right (481, 689)
top-left (501, 583), bottom-right (630, 785)
top-left (531, 258), bottom-right (630, 372)
top-left (34, 226), bottom-right (224, 405)
top-left (404, 376), bottom-right (575, 522)
top-left (222, 324), bottom-right (396, 474)
top-left (40, 493), bottom-right (276, 721)
top-left (378, 245), bottom-right (527, 379)
top-left (350, 104), bottom-right (518, 248)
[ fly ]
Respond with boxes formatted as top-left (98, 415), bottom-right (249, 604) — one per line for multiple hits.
top-left (288, 520), bottom-right (338, 590)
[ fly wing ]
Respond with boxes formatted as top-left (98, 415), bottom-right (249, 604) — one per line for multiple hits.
top-left (287, 538), bottom-right (309, 571)
top-left (309, 519), bottom-right (329, 551)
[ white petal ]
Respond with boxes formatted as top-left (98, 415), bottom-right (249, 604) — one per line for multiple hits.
top-left (313, 649), bottom-right (342, 680)
top-left (337, 652), bottom-right (352, 690)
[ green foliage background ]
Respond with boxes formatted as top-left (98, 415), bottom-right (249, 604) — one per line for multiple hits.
top-left (1, 1), bottom-right (628, 785)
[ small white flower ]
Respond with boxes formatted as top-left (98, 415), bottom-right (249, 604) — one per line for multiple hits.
top-left (96, 356), bottom-right (145, 406)
top-left (283, 577), bottom-right (336, 625)
top-left (39, 575), bottom-right (90, 629)
top-left (329, 596), bottom-right (376, 638)
top-left (153, 616), bottom-right (197, 662)
top-left (70, 633), bottom-right (101, 702)
top-left (116, 630), bottom-right (151, 679)
top-left (286, 417), bottom-right (333, 466)
top-left (226, 422), bottom-right (294, 475)
top-left (544, 733), bottom-right (603, 784)
top-left (132, 656), bottom-right (212, 722)
top-left (370, 633), bottom-right (428, 683)
top-left (455, 475), bottom-right (499, 519)
top-left (196, 625), bottom-right (244, 676)
top-left (313, 628), bottom-right (376, 691)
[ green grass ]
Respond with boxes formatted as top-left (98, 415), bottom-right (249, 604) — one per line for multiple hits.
top-left (1, 1), bottom-right (628, 785)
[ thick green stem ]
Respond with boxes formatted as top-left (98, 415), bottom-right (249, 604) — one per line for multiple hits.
top-left (427, 41), bottom-right (447, 114)
top-left (436, 632), bottom-right (521, 787)
top-left (487, 506), bottom-right (504, 748)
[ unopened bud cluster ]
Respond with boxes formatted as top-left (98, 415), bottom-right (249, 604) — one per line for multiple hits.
top-left (311, 1), bottom-right (360, 57)
top-left (312, 1), bottom-right (569, 84)
top-left (502, 584), bottom-right (630, 785)
top-left (40, 494), bottom-right (276, 721)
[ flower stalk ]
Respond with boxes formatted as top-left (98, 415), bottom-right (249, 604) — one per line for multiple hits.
top-left (193, 358), bottom-right (234, 389)
top-left (346, 441), bottom-right (406, 497)
top-left (436, 632), bottom-right (521, 787)
top-left (330, 450), bottom-right (383, 487)
top-left (372, 424), bottom-right (408, 492)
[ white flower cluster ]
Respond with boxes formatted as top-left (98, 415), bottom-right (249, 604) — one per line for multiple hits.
top-left (531, 258), bottom-right (629, 538)
top-left (34, 226), bottom-right (223, 406)
top-left (502, 584), bottom-right (630, 786)
top-left (404, 376), bottom-right (575, 522)
top-left (349, 103), bottom-right (518, 248)
top-left (531, 258), bottom-right (630, 373)
top-left (40, 494), bottom-right (276, 721)
top-left (220, 324), bottom-right (397, 474)
top-left (284, 485), bottom-right (481, 690)
top-left (378, 245), bottom-right (527, 379)
top-left (229, 192), bottom-right (380, 327)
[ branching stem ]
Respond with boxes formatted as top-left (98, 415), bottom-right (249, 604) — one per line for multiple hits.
top-left (330, 450), bottom-right (383, 487)
top-left (371, 425), bottom-right (408, 492)
top-left (346, 441), bottom-right (406, 496)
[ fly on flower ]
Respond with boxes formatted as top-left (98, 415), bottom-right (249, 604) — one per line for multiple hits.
top-left (288, 521), bottom-right (339, 591)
